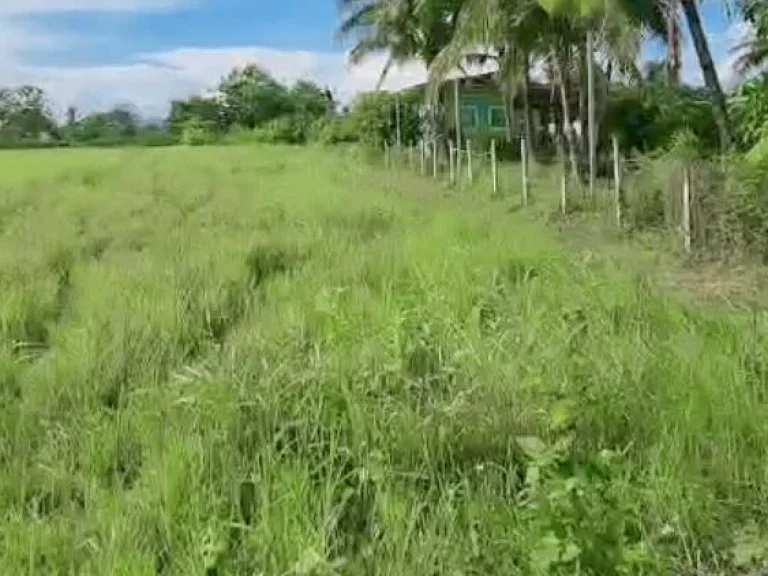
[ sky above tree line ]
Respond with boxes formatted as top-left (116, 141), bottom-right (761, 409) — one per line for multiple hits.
top-left (0, 0), bottom-right (751, 118)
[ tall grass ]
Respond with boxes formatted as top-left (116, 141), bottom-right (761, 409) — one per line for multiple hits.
top-left (2, 145), bottom-right (768, 574)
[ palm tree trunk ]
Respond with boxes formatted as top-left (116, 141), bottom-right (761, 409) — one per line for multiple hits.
top-left (586, 29), bottom-right (596, 197)
top-left (578, 64), bottom-right (586, 162)
top-left (666, 8), bottom-right (682, 87)
top-left (680, 0), bottom-right (731, 150)
top-left (506, 47), bottom-right (519, 145)
top-left (506, 80), bottom-right (518, 143)
top-left (502, 86), bottom-right (513, 142)
top-left (522, 50), bottom-right (535, 162)
top-left (553, 53), bottom-right (579, 178)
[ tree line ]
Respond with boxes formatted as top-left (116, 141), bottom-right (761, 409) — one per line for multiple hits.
top-left (0, 64), bottom-right (423, 149)
top-left (335, 0), bottom-right (768, 170)
top-left (4, 0), bottom-right (768, 160)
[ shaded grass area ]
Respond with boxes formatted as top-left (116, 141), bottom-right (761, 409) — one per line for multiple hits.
top-left (2, 146), bottom-right (768, 574)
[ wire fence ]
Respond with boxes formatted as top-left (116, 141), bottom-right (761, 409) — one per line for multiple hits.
top-left (377, 136), bottom-right (768, 261)
top-left (383, 136), bottom-right (532, 205)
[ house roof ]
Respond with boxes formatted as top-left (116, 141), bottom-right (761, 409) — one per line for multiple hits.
top-left (398, 72), bottom-right (558, 106)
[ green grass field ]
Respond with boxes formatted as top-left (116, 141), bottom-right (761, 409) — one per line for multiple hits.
top-left (2, 145), bottom-right (768, 574)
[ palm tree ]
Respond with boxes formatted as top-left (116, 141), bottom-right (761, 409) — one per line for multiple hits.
top-left (734, 1), bottom-right (767, 76)
top-left (428, 0), bottom-right (556, 164)
top-left (616, 0), bottom-right (731, 148)
top-left (429, 0), bottom-right (652, 181)
top-left (679, 0), bottom-right (732, 149)
top-left (665, 3), bottom-right (683, 86)
top-left (337, 0), bottom-right (464, 145)
top-left (543, 0), bottom-right (662, 193)
top-left (337, 0), bottom-right (423, 88)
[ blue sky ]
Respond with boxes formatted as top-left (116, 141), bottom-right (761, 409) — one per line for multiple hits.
top-left (0, 0), bottom-right (751, 117)
top-left (21, 1), bottom-right (339, 66)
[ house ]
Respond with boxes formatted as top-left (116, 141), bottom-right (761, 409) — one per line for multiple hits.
top-left (396, 72), bottom-right (598, 159)
top-left (399, 72), bottom-right (566, 144)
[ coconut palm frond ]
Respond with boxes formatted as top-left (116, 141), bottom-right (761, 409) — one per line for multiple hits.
top-left (336, 3), bottom-right (378, 40)
top-left (733, 37), bottom-right (768, 75)
top-left (375, 55), bottom-right (397, 90)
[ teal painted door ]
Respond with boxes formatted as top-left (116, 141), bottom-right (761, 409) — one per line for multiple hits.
top-left (460, 94), bottom-right (507, 133)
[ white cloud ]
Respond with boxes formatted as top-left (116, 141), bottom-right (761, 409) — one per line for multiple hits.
top-left (0, 0), bottom-right (504, 118)
top-left (0, 0), bottom-right (189, 15)
top-left (0, 46), bottom-right (435, 118)
top-left (0, 1), bottom-right (752, 120)
top-left (0, 13), bottom-right (440, 118)
top-left (15, 47), bottom-right (499, 118)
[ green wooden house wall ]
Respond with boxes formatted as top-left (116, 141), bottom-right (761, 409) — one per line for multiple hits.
top-left (400, 73), bottom-right (557, 143)
top-left (443, 83), bottom-right (543, 139)
top-left (450, 92), bottom-right (511, 133)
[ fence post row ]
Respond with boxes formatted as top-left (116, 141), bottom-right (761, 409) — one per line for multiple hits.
top-left (379, 128), bottom-right (705, 256)
top-left (382, 134), bottom-right (539, 200)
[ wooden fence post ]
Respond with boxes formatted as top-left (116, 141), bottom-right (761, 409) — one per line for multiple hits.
top-left (432, 141), bottom-right (438, 179)
top-left (420, 140), bottom-right (426, 176)
top-left (467, 139), bottom-right (473, 184)
top-left (612, 135), bottom-right (622, 228)
top-left (395, 94), bottom-right (402, 149)
top-left (456, 141), bottom-right (462, 184)
top-left (558, 135), bottom-right (567, 214)
top-left (449, 140), bottom-right (455, 185)
top-left (384, 141), bottom-right (390, 169)
top-left (521, 136), bottom-right (529, 206)
top-left (491, 139), bottom-right (498, 196)
top-left (408, 144), bottom-right (414, 170)
top-left (682, 164), bottom-right (692, 254)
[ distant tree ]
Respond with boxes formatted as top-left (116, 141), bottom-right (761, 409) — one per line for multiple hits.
top-left (0, 85), bottom-right (57, 142)
top-left (68, 105), bottom-right (140, 143)
top-left (218, 65), bottom-right (292, 129)
top-left (289, 80), bottom-right (336, 118)
top-left (167, 96), bottom-right (224, 136)
top-left (347, 90), bottom-right (423, 147)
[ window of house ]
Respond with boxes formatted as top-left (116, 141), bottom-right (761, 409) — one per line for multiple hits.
top-left (460, 105), bottom-right (479, 129)
top-left (489, 106), bottom-right (507, 130)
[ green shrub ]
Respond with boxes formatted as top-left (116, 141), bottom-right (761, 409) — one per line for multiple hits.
top-left (133, 130), bottom-right (177, 147)
top-left (605, 85), bottom-right (720, 155)
top-left (180, 118), bottom-right (217, 146)
top-left (252, 115), bottom-right (308, 145)
top-left (731, 75), bottom-right (768, 150)
top-left (347, 91), bottom-right (423, 147)
top-left (309, 116), bottom-right (358, 145)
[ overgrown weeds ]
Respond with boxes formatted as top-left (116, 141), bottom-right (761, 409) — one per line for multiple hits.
top-left (2, 145), bottom-right (768, 574)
